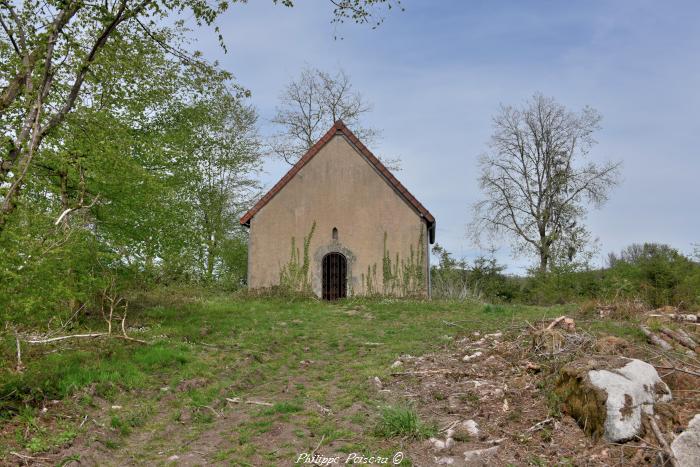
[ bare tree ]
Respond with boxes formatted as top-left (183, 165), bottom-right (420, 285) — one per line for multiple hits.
top-left (271, 66), bottom-right (399, 168)
top-left (471, 94), bottom-right (621, 272)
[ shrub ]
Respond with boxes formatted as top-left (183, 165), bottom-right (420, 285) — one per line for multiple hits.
top-left (604, 243), bottom-right (700, 308)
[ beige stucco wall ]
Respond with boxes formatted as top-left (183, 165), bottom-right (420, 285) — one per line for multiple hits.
top-left (247, 134), bottom-right (430, 297)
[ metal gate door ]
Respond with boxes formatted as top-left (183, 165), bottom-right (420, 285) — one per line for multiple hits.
top-left (322, 253), bottom-right (347, 300)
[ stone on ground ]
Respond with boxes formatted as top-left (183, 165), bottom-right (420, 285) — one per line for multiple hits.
top-left (555, 356), bottom-right (672, 442)
top-left (452, 419), bottom-right (480, 441)
top-left (671, 414), bottom-right (700, 467)
top-left (463, 446), bottom-right (499, 464)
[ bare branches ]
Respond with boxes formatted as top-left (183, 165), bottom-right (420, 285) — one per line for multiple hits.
top-left (22, 283), bottom-right (146, 346)
top-left (327, 0), bottom-right (402, 29)
top-left (0, 13), bottom-right (20, 54)
top-left (472, 94), bottom-right (621, 271)
top-left (25, 333), bottom-right (108, 344)
top-left (271, 66), bottom-right (391, 166)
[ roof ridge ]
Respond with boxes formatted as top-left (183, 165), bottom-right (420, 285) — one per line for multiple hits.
top-left (239, 121), bottom-right (435, 234)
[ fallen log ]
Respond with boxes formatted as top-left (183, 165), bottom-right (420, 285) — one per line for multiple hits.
top-left (660, 327), bottom-right (698, 351)
top-left (546, 315), bottom-right (576, 331)
top-left (24, 333), bottom-right (147, 345)
top-left (546, 316), bottom-right (567, 330)
top-left (225, 397), bottom-right (273, 406)
top-left (647, 313), bottom-right (698, 322)
top-left (640, 326), bottom-right (673, 351)
top-left (391, 369), bottom-right (473, 377)
top-left (25, 333), bottom-right (107, 344)
top-left (676, 328), bottom-right (699, 348)
top-left (645, 414), bottom-right (679, 467)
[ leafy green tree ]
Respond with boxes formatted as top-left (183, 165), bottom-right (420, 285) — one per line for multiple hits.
top-left (0, 26), bottom-right (259, 327)
top-left (159, 83), bottom-right (261, 283)
top-left (0, 0), bottom-right (402, 230)
top-left (605, 243), bottom-right (700, 307)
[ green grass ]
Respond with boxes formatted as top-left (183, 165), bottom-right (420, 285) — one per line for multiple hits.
top-left (0, 291), bottom-right (603, 463)
top-left (259, 402), bottom-right (303, 416)
top-left (374, 405), bottom-right (436, 439)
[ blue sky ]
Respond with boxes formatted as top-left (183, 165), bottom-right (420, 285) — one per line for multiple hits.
top-left (189, 0), bottom-right (700, 273)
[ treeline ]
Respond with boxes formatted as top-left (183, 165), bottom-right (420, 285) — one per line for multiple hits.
top-left (431, 243), bottom-right (700, 309)
top-left (1, 25), bottom-right (260, 327)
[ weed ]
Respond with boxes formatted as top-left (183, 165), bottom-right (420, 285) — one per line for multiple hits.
top-left (260, 402), bottom-right (303, 416)
top-left (103, 438), bottom-right (120, 449)
top-left (373, 406), bottom-right (435, 439)
top-left (540, 427), bottom-right (553, 443)
top-left (110, 415), bottom-right (131, 436)
top-left (459, 390), bottom-right (480, 404)
top-left (482, 304), bottom-right (508, 314)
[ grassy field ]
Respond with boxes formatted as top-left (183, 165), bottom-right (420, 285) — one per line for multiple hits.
top-left (1, 293), bottom-right (588, 465)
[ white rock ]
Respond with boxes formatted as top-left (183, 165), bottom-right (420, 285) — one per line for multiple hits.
top-left (462, 419), bottom-right (480, 437)
top-left (671, 414), bottom-right (700, 467)
top-left (391, 360), bottom-right (402, 368)
top-left (111, 405), bottom-right (122, 410)
top-left (463, 446), bottom-right (499, 463)
top-left (587, 358), bottom-right (672, 442)
top-left (434, 456), bottom-right (454, 465)
top-left (462, 351), bottom-right (483, 362)
top-left (167, 455), bottom-right (180, 461)
top-left (430, 438), bottom-right (447, 451)
top-left (430, 437), bottom-right (454, 452)
top-left (465, 379), bottom-right (488, 389)
top-left (372, 376), bottom-right (383, 389)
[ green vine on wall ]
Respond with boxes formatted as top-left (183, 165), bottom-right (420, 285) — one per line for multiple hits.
top-left (361, 263), bottom-right (379, 295)
top-left (279, 221), bottom-right (316, 293)
top-left (379, 229), bottom-right (426, 297)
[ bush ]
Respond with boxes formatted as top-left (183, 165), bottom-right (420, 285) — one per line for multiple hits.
top-left (517, 243), bottom-right (700, 308)
top-left (604, 243), bottom-right (700, 308)
top-left (430, 244), bottom-right (517, 302)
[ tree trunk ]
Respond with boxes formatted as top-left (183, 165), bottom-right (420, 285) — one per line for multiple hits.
top-left (206, 245), bottom-right (215, 282)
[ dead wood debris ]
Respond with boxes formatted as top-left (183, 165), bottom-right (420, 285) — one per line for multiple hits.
top-left (640, 325), bottom-right (674, 351)
top-left (225, 397), bottom-right (273, 407)
top-left (659, 327), bottom-right (698, 352)
top-left (526, 418), bottom-right (555, 433)
top-left (645, 414), bottom-right (679, 467)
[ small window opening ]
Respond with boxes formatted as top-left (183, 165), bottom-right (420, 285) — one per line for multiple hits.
top-left (332, 227), bottom-right (338, 241)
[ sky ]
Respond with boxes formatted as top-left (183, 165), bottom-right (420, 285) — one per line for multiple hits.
top-left (186, 0), bottom-right (700, 274)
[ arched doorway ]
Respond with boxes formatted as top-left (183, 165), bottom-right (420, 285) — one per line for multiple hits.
top-left (322, 252), bottom-right (347, 300)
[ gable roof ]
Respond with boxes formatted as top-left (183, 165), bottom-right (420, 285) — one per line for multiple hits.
top-left (240, 120), bottom-right (435, 243)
